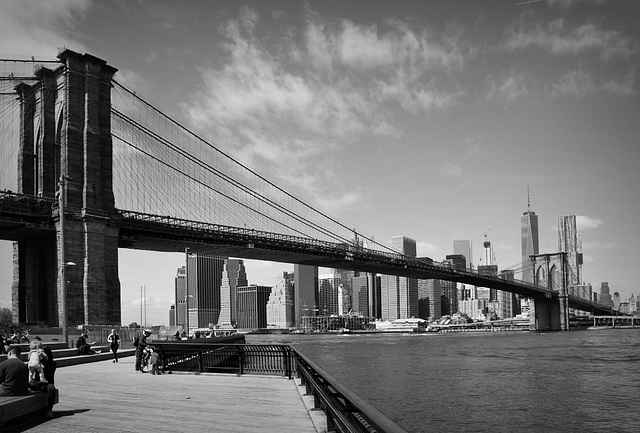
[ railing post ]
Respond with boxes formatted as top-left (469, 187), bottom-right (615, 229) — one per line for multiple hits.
top-left (238, 347), bottom-right (244, 376)
top-left (198, 349), bottom-right (203, 373)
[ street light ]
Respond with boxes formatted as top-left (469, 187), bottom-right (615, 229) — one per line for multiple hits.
top-left (58, 175), bottom-right (72, 346)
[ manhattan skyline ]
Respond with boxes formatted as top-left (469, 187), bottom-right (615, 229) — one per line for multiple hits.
top-left (1, 0), bottom-right (639, 325)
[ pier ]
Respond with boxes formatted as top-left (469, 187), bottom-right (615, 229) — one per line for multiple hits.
top-left (3, 357), bottom-right (323, 433)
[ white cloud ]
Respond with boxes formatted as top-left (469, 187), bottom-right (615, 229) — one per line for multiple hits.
top-left (441, 162), bottom-right (463, 179)
top-left (185, 7), bottom-right (468, 206)
top-left (603, 67), bottom-right (636, 97)
top-left (487, 69), bottom-right (532, 102)
top-left (503, 17), bottom-right (639, 60)
top-left (576, 215), bottom-right (603, 230)
top-left (552, 69), bottom-right (595, 97)
top-left (417, 241), bottom-right (438, 257)
top-left (0, 0), bottom-right (91, 58)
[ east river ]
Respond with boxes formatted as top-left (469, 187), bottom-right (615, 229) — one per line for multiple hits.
top-left (247, 329), bottom-right (639, 433)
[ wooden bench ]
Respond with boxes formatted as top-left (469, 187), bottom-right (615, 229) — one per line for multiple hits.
top-left (0, 389), bottom-right (59, 426)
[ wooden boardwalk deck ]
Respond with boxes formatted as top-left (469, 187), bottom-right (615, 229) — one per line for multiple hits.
top-left (3, 356), bottom-right (322, 433)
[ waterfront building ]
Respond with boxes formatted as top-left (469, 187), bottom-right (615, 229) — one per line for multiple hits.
top-left (169, 304), bottom-right (176, 327)
top-left (521, 190), bottom-right (539, 283)
top-left (186, 254), bottom-right (227, 330)
top-left (174, 266), bottom-right (186, 329)
top-left (266, 271), bottom-right (295, 329)
top-left (381, 236), bottom-right (418, 320)
top-left (236, 284), bottom-right (271, 329)
top-left (369, 273), bottom-right (382, 319)
top-left (453, 240), bottom-right (473, 270)
top-left (351, 275), bottom-right (369, 316)
top-left (495, 269), bottom-right (516, 318)
top-left (613, 292), bottom-right (620, 310)
top-left (599, 282), bottom-right (614, 308)
top-left (417, 256), bottom-right (439, 320)
top-left (335, 269), bottom-right (357, 314)
top-left (217, 259), bottom-right (247, 328)
top-left (318, 271), bottom-right (341, 316)
top-left (294, 264), bottom-right (318, 326)
top-left (558, 215), bottom-right (583, 287)
top-left (458, 299), bottom-right (487, 320)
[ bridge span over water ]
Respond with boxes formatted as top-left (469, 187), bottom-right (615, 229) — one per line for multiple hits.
top-left (0, 51), bottom-right (614, 332)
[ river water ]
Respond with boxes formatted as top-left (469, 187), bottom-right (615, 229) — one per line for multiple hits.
top-left (247, 329), bottom-right (639, 433)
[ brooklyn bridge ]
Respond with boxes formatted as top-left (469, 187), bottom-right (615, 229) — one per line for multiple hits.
top-left (0, 50), bottom-right (615, 333)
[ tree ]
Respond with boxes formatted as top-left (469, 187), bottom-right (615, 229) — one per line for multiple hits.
top-left (0, 308), bottom-right (13, 329)
top-left (128, 322), bottom-right (140, 328)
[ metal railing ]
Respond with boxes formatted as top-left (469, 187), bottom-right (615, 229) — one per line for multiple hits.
top-left (292, 348), bottom-right (408, 433)
top-left (153, 342), bottom-right (292, 377)
top-left (151, 341), bottom-right (407, 433)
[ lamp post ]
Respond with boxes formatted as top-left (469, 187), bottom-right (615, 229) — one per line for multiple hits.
top-left (58, 175), bottom-right (72, 346)
top-left (185, 247), bottom-right (190, 337)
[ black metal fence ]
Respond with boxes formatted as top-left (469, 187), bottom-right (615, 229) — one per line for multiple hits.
top-left (153, 342), bottom-right (292, 376)
top-left (150, 341), bottom-right (407, 433)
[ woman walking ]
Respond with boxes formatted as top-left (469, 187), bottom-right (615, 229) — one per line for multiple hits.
top-left (107, 329), bottom-right (120, 363)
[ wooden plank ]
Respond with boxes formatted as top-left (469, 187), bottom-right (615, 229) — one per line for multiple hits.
top-left (1, 357), bottom-right (318, 433)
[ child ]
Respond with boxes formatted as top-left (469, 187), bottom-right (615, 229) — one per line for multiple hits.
top-left (28, 339), bottom-right (48, 383)
top-left (148, 346), bottom-right (160, 375)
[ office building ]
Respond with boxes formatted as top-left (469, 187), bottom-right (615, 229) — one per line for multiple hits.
top-left (599, 282), bottom-right (614, 308)
top-left (521, 190), bottom-right (539, 283)
top-left (294, 264), bottom-right (318, 325)
top-left (236, 285), bottom-right (271, 329)
top-left (318, 271), bottom-right (341, 316)
top-left (184, 254), bottom-right (226, 331)
top-left (558, 215), bottom-right (583, 287)
top-left (382, 236), bottom-right (418, 320)
top-left (351, 275), bottom-right (369, 316)
top-left (453, 240), bottom-right (473, 270)
top-left (217, 259), bottom-right (247, 328)
top-left (169, 305), bottom-right (176, 327)
top-left (266, 272), bottom-right (295, 328)
top-left (174, 266), bottom-right (186, 329)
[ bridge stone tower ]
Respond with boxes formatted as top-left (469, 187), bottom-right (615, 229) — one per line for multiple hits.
top-left (529, 252), bottom-right (570, 331)
top-left (12, 50), bottom-right (121, 328)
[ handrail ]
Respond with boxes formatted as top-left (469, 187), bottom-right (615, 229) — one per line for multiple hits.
top-left (291, 347), bottom-right (408, 433)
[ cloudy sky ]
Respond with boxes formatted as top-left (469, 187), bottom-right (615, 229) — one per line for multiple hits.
top-left (1, 0), bottom-right (639, 325)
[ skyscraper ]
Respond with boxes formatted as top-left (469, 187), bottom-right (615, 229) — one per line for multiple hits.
top-left (521, 190), bottom-right (539, 283)
top-left (217, 259), bottom-right (247, 328)
top-left (236, 284), bottom-right (271, 329)
top-left (294, 264), bottom-right (318, 325)
top-left (318, 271), bottom-right (341, 316)
top-left (453, 240), bottom-right (473, 270)
top-left (558, 215), bottom-right (583, 286)
top-left (382, 236), bottom-right (418, 320)
top-left (266, 271), bottom-right (295, 328)
top-left (185, 254), bottom-right (226, 330)
top-left (174, 266), bottom-right (186, 328)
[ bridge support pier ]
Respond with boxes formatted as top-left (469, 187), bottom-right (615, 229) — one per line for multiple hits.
top-left (529, 295), bottom-right (570, 331)
top-left (12, 50), bottom-right (121, 327)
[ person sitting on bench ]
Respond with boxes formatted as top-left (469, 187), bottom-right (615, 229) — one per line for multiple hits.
top-left (0, 347), bottom-right (28, 396)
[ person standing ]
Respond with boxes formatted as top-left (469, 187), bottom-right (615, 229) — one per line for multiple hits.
top-left (134, 329), bottom-right (151, 373)
top-left (0, 347), bottom-right (29, 396)
top-left (107, 329), bottom-right (120, 363)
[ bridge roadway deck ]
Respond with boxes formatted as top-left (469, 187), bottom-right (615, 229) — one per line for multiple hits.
top-left (3, 358), bottom-right (320, 433)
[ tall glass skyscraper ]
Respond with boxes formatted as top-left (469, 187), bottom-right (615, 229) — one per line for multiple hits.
top-left (294, 264), bottom-right (318, 326)
top-left (521, 193), bottom-right (539, 283)
top-left (382, 236), bottom-right (418, 320)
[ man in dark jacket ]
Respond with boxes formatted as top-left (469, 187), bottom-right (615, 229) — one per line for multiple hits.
top-left (135, 329), bottom-right (151, 373)
top-left (0, 347), bottom-right (28, 396)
